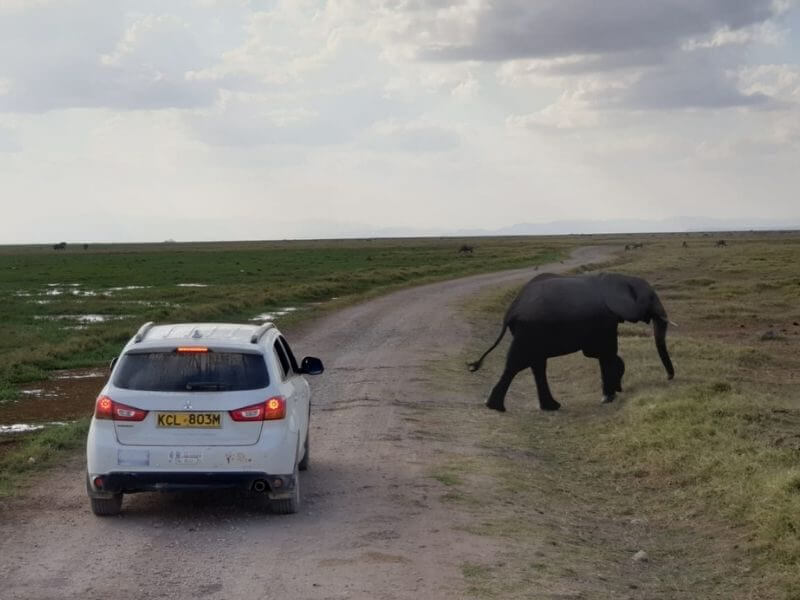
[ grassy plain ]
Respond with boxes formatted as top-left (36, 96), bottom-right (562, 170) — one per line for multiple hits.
top-left (4, 231), bottom-right (799, 598)
top-left (0, 237), bottom-right (566, 399)
top-left (425, 231), bottom-right (800, 598)
top-left (0, 236), bottom-right (567, 494)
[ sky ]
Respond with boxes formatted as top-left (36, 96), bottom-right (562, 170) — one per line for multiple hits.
top-left (0, 0), bottom-right (799, 243)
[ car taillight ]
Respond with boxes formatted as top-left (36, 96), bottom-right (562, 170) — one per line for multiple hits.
top-left (95, 395), bottom-right (113, 419)
top-left (264, 396), bottom-right (286, 420)
top-left (230, 402), bottom-right (265, 421)
top-left (94, 395), bottom-right (148, 421)
top-left (230, 396), bottom-right (286, 422)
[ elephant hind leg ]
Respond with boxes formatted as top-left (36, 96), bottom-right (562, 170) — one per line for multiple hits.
top-left (532, 357), bottom-right (560, 411)
top-left (486, 371), bottom-right (516, 412)
top-left (486, 340), bottom-right (529, 412)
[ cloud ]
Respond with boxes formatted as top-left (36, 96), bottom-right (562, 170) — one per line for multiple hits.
top-left (387, 0), bottom-right (789, 113)
top-left (416, 0), bottom-right (778, 61)
top-left (0, 2), bottom-right (234, 112)
top-left (188, 86), bottom-right (411, 148)
top-left (738, 64), bottom-right (800, 102)
top-left (682, 21), bottom-right (786, 49)
top-left (695, 102), bottom-right (800, 160)
top-left (383, 63), bottom-right (480, 100)
top-left (607, 53), bottom-right (772, 110)
top-left (507, 102), bottom-right (601, 132)
top-left (365, 119), bottom-right (462, 153)
top-left (0, 124), bottom-right (21, 152)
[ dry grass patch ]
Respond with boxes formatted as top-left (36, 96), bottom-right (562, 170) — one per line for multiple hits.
top-left (427, 232), bottom-right (800, 599)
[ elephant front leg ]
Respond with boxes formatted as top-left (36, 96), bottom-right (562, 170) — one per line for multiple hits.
top-left (532, 358), bottom-right (560, 411)
top-left (614, 355), bottom-right (625, 392)
top-left (599, 355), bottom-right (623, 403)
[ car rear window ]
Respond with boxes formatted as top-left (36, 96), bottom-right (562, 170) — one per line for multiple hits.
top-left (113, 351), bottom-right (269, 391)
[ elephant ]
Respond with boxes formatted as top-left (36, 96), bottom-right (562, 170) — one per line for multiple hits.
top-left (468, 272), bottom-right (675, 412)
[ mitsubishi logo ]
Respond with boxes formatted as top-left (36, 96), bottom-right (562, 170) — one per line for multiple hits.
top-left (183, 400), bottom-right (193, 410)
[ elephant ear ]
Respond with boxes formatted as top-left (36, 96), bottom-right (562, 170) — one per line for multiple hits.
top-left (599, 274), bottom-right (652, 323)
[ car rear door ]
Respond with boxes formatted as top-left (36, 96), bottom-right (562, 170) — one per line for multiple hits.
top-left (272, 337), bottom-right (310, 455)
top-left (109, 348), bottom-right (271, 446)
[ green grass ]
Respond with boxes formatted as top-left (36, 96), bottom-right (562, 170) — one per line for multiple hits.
top-left (0, 419), bottom-right (89, 497)
top-left (585, 235), bottom-right (800, 588)
top-left (0, 236), bottom-right (572, 497)
top-left (0, 237), bottom-right (567, 394)
top-left (430, 468), bottom-right (465, 487)
top-left (462, 563), bottom-right (498, 599)
top-left (437, 231), bottom-right (800, 598)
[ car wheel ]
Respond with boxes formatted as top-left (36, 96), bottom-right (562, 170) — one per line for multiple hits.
top-left (298, 432), bottom-right (309, 471)
top-left (90, 494), bottom-right (123, 516)
top-left (270, 466), bottom-right (300, 515)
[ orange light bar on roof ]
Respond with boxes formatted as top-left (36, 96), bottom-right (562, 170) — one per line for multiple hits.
top-left (177, 347), bottom-right (209, 353)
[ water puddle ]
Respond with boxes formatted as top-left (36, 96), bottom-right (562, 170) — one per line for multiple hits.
top-left (76, 315), bottom-right (115, 323)
top-left (55, 371), bottom-right (104, 380)
top-left (17, 284), bottom-right (156, 303)
top-left (119, 300), bottom-right (181, 308)
top-left (33, 314), bottom-right (129, 324)
top-left (250, 307), bottom-right (298, 321)
top-left (0, 423), bottom-right (67, 434)
top-left (0, 423), bottom-right (44, 434)
top-left (106, 285), bottom-right (151, 292)
top-left (0, 367), bottom-right (106, 430)
top-left (177, 283), bottom-right (209, 288)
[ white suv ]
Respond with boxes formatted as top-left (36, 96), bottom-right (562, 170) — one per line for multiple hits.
top-left (86, 321), bottom-right (323, 516)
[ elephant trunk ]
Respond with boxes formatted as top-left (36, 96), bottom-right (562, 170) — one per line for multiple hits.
top-left (653, 316), bottom-right (675, 380)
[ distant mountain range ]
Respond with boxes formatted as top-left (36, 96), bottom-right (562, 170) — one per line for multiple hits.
top-left (286, 216), bottom-right (800, 240)
top-left (451, 216), bottom-right (800, 237)
top-left (9, 215), bottom-right (799, 245)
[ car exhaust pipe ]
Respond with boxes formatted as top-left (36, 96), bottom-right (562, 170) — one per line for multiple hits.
top-left (252, 480), bottom-right (268, 493)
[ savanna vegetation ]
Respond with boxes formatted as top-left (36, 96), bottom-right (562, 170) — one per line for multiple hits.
top-left (0, 236), bottom-right (566, 493)
top-left (0, 238), bottom-right (566, 400)
top-left (3, 231), bottom-right (799, 599)
top-left (425, 231), bottom-right (800, 598)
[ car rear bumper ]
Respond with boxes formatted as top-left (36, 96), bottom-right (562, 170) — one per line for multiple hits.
top-left (87, 422), bottom-right (299, 475)
top-left (87, 470), bottom-right (296, 497)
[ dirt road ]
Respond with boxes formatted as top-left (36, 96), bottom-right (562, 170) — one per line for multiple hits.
top-left (0, 246), bottom-right (614, 600)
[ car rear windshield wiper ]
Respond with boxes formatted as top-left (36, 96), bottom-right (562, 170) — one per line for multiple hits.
top-left (185, 381), bottom-right (229, 391)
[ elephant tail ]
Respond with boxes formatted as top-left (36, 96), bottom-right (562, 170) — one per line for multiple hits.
top-left (467, 324), bottom-right (508, 372)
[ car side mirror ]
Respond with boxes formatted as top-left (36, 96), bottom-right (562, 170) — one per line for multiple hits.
top-left (300, 356), bottom-right (324, 375)
top-left (109, 356), bottom-right (118, 373)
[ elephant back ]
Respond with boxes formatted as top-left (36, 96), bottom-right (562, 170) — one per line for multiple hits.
top-left (509, 275), bottom-right (603, 326)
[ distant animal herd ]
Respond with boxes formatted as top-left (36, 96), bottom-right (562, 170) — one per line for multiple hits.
top-left (625, 239), bottom-right (728, 251)
top-left (52, 242), bottom-right (89, 251)
top-left (461, 239), bottom-right (731, 256)
top-left (49, 240), bottom-right (732, 254)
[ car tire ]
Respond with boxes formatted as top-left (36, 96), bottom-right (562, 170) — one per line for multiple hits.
top-left (270, 467), bottom-right (300, 515)
top-left (298, 432), bottom-right (309, 472)
top-left (90, 494), bottom-right (123, 516)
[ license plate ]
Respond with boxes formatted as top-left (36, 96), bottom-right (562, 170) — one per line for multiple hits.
top-left (156, 412), bottom-right (221, 428)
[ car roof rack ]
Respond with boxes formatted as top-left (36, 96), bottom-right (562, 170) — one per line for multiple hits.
top-left (250, 322), bottom-right (275, 344)
top-left (134, 321), bottom-right (155, 343)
